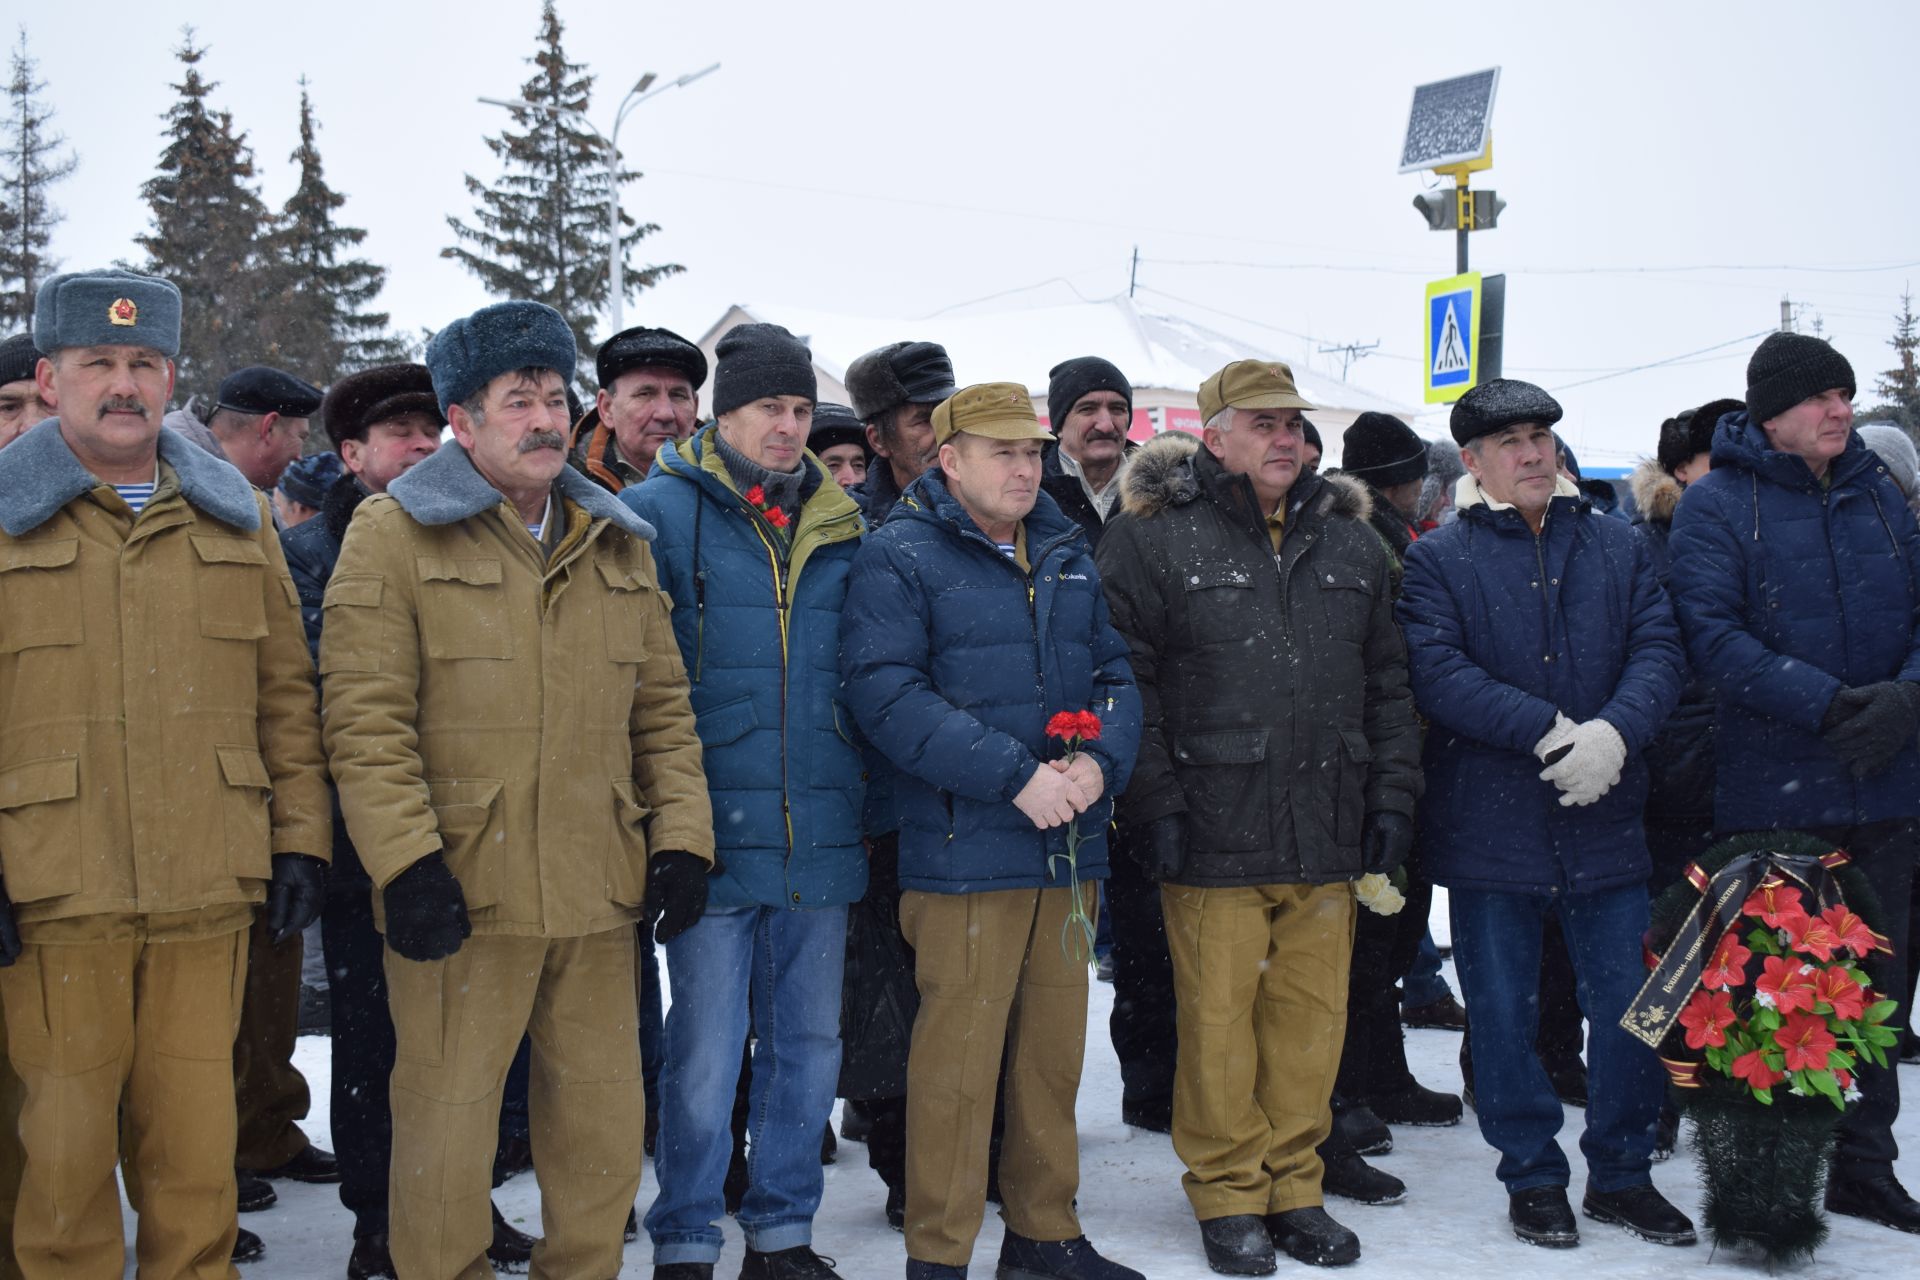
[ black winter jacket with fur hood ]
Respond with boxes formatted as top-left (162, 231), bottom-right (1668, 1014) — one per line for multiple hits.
top-left (1094, 432), bottom-right (1422, 887)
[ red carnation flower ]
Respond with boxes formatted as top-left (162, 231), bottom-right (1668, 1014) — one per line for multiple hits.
top-left (1755, 954), bottom-right (1819, 1015)
top-left (765, 506), bottom-right (790, 529)
top-left (1731, 1048), bottom-right (1786, 1091)
top-left (1811, 965), bottom-right (1866, 1020)
top-left (1046, 712), bottom-right (1082, 740)
top-left (1776, 1010), bottom-right (1838, 1073)
top-left (1742, 883), bottom-right (1809, 930)
top-left (1678, 988), bottom-right (1737, 1050)
top-left (1073, 711), bottom-right (1103, 740)
top-left (1701, 932), bottom-right (1752, 991)
top-left (1818, 904), bottom-right (1876, 958)
top-left (744, 485), bottom-right (766, 506)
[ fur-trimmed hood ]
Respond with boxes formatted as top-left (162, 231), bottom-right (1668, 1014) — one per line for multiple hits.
top-left (1629, 458), bottom-right (1684, 527)
top-left (1118, 429), bottom-right (1370, 524)
top-left (387, 438), bottom-right (655, 539)
top-left (0, 417), bottom-right (262, 536)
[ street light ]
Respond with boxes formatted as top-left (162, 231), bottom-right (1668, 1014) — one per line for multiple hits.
top-left (479, 61), bottom-right (718, 334)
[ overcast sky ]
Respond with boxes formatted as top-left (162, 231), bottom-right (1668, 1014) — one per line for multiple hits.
top-left (23, 0), bottom-right (1919, 466)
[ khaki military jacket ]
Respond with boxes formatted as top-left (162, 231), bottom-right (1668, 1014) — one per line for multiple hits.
top-left (0, 420), bottom-right (330, 930)
top-left (320, 441), bottom-right (713, 939)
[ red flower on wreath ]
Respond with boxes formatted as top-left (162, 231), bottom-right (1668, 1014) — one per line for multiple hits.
top-left (1818, 904), bottom-right (1876, 958)
top-left (1741, 882), bottom-right (1810, 930)
top-left (1678, 988), bottom-right (1737, 1049)
top-left (1776, 1010), bottom-right (1839, 1073)
top-left (1754, 954), bottom-right (1819, 1014)
top-left (1781, 910), bottom-right (1842, 962)
top-left (1701, 932), bottom-right (1752, 990)
top-left (1811, 965), bottom-right (1867, 1020)
top-left (1730, 1048), bottom-right (1786, 1091)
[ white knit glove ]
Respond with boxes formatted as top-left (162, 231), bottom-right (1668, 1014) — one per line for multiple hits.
top-left (1532, 713), bottom-right (1579, 763)
top-left (1538, 718), bottom-right (1627, 807)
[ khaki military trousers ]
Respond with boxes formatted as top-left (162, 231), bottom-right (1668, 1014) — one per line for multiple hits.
top-left (385, 927), bottom-right (642, 1280)
top-left (900, 885), bottom-right (1091, 1267)
top-left (0, 1012), bottom-right (26, 1280)
top-left (1163, 881), bottom-right (1354, 1221)
top-left (0, 927), bottom-right (247, 1280)
top-left (233, 911), bottom-right (312, 1169)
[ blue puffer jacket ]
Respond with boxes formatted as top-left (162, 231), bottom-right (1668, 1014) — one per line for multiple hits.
top-left (621, 428), bottom-right (868, 910)
top-left (1668, 415), bottom-right (1920, 830)
top-left (841, 469), bottom-right (1143, 895)
top-left (1398, 478), bottom-right (1685, 894)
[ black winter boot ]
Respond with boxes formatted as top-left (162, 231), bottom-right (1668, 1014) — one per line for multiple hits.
top-left (1509, 1187), bottom-right (1578, 1248)
top-left (995, 1231), bottom-right (1143, 1279)
top-left (1264, 1208), bottom-right (1359, 1267)
top-left (1197, 1215), bottom-right (1275, 1276)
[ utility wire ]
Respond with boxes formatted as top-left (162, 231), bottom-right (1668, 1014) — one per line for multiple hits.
top-left (1545, 331), bottom-right (1774, 392)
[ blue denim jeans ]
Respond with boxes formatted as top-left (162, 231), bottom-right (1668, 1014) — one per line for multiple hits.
top-left (1401, 926), bottom-right (1454, 1008)
top-left (646, 904), bottom-right (847, 1264)
top-left (1449, 882), bottom-right (1661, 1194)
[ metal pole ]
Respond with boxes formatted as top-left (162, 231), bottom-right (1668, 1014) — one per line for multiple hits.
top-left (1456, 224), bottom-right (1468, 276)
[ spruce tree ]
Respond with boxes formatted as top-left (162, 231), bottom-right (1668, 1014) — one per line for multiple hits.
top-left (272, 81), bottom-right (408, 381)
top-left (136, 30), bottom-right (276, 399)
top-left (0, 28), bottom-right (77, 329)
top-left (443, 0), bottom-right (681, 365)
top-left (1870, 289), bottom-right (1920, 439)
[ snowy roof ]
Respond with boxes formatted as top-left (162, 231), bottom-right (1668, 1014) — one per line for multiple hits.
top-left (699, 296), bottom-right (1418, 418)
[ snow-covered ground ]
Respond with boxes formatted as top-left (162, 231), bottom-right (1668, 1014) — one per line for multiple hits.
top-left (160, 915), bottom-right (1917, 1279)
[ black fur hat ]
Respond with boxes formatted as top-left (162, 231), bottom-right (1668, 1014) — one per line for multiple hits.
top-left (846, 341), bottom-right (956, 423)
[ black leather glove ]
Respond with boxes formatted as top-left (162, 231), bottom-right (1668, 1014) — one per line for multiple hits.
top-left (1361, 811), bottom-right (1416, 875)
top-left (265, 853), bottom-right (327, 945)
top-left (1137, 814), bottom-right (1187, 884)
top-left (383, 852), bottom-right (472, 962)
top-left (0, 876), bottom-right (20, 967)
top-left (645, 850), bottom-right (710, 943)
top-left (1820, 681), bottom-right (1920, 778)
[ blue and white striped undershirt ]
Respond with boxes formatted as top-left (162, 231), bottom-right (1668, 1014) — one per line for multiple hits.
top-left (112, 469), bottom-right (159, 514)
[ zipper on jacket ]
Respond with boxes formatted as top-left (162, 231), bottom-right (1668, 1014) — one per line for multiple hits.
top-left (748, 520), bottom-right (796, 858)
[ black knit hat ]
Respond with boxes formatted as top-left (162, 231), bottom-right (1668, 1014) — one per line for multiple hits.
top-left (1450, 378), bottom-right (1563, 446)
top-left (0, 332), bottom-right (42, 386)
top-left (808, 402), bottom-right (871, 458)
top-left (1302, 418), bottom-right (1322, 453)
top-left (596, 325), bottom-right (707, 391)
top-left (277, 452), bottom-right (346, 507)
top-left (1045, 356), bottom-right (1131, 434)
top-left (712, 324), bottom-right (816, 417)
top-left (1745, 333), bottom-right (1854, 426)
top-left (1341, 412), bottom-right (1429, 487)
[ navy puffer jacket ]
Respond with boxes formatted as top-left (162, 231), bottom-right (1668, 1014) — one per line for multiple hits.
top-left (1398, 478), bottom-right (1685, 894)
top-left (841, 469), bottom-right (1142, 895)
top-left (621, 428), bottom-right (868, 910)
top-left (1668, 414), bottom-right (1920, 830)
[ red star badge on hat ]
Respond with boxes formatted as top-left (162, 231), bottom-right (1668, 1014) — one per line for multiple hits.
top-left (109, 298), bottom-right (138, 326)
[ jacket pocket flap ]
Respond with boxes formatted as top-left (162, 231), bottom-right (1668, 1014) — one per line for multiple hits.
top-left (595, 561), bottom-right (648, 592)
top-left (191, 535), bottom-right (269, 566)
top-left (1173, 729), bottom-right (1269, 766)
top-left (1182, 562), bottom-right (1254, 591)
top-left (695, 696), bottom-right (757, 749)
top-left (0, 539), bottom-right (78, 573)
top-left (324, 575), bottom-right (383, 608)
top-left (1337, 729), bottom-right (1375, 762)
top-left (1317, 564), bottom-right (1374, 592)
top-left (0, 756), bottom-right (79, 809)
top-left (612, 777), bottom-right (653, 819)
top-left (426, 778), bottom-right (504, 811)
top-left (417, 557), bottom-right (503, 586)
top-left (216, 745), bottom-right (273, 790)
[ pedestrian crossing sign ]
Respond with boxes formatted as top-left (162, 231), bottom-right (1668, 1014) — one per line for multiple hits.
top-left (1425, 272), bottom-right (1483, 404)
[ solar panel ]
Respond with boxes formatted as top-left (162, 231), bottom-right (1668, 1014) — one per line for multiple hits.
top-left (1399, 68), bottom-right (1500, 173)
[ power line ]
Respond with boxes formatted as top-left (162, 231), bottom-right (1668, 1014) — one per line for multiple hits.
top-left (1141, 255), bottom-right (1920, 278)
top-left (1545, 330), bottom-right (1774, 392)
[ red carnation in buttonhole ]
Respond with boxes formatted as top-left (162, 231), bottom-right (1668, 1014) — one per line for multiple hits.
top-left (1678, 988), bottom-right (1737, 1050)
top-left (1776, 1010), bottom-right (1839, 1073)
top-left (744, 485), bottom-right (766, 506)
top-left (765, 506), bottom-right (790, 529)
top-left (1819, 904), bottom-right (1876, 958)
top-left (1701, 932), bottom-right (1752, 990)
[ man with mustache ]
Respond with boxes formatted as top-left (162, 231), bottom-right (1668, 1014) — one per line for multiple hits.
top-left (320, 301), bottom-right (713, 1279)
top-left (1669, 335), bottom-right (1920, 1234)
top-left (624, 324), bottom-right (867, 1280)
top-left (1398, 379), bottom-right (1692, 1251)
top-left (0, 267), bottom-right (331, 1279)
top-left (571, 325), bottom-right (707, 492)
